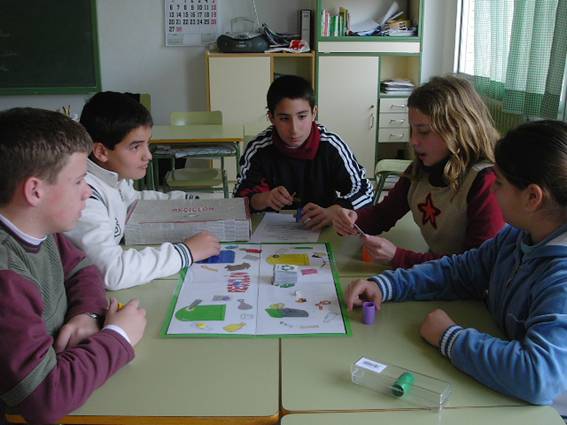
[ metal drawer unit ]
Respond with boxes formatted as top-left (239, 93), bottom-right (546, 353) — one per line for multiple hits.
top-left (378, 98), bottom-right (409, 144)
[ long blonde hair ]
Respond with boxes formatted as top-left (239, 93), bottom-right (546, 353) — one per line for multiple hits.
top-left (407, 75), bottom-right (499, 193)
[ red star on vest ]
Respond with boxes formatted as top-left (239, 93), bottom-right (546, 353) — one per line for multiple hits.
top-left (418, 193), bottom-right (441, 229)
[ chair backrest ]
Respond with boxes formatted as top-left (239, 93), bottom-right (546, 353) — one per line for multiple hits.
top-left (170, 111), bottom-right (223, 126)
top-left (374, 159), bottom-right (412, 176)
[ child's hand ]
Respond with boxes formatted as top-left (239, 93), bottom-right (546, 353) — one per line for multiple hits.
top-left (184, 231), bottom-right (221, 262)
top-left (300, 203), bottom-right (333, 231)
top-left (361, 235), bottom-right (397, 264)
top-left (54, 312), bottom-right (101, 353)
top-left (420, 309), bottom-right (456, 347)
top-left (251, 186), bottom-right (294, 211)
top-left (105, 298), bottom-right (147, 347)
top-left (332, 208), bottom-right (358, 236)
top-left (345, 279), bottom-right (383, 312)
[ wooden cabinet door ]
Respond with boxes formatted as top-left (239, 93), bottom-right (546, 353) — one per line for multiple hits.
top-left (208, 55), bottom-right (271, 125)
top-left (317, 55), bottom-right (379, 175)
top-left (208, 55), bottom-right (271, 182)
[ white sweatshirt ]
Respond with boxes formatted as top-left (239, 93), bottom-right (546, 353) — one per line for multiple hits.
top-left (65, 160), bottom-right (193, 290)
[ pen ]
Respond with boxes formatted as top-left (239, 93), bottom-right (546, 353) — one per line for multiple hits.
top-left (353, 223), bottom-right (365, 236)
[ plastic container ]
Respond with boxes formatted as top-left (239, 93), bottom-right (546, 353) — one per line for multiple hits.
top-left (351, 356), bottom-right (451, 409)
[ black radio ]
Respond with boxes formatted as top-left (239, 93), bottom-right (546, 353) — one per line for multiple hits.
top-left (216, 32), bottom-right (269, 53)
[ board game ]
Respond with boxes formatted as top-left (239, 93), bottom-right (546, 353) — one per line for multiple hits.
top-left (161, 243), bottom-right (351, 337)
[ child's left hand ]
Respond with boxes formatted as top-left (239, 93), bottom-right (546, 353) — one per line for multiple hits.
top-left (361, 235), bottom-right (397, 264)
top-left (419, 308), bottom-right (456, 347)
top-left (54, 312), bottom-right (101, 352)
top-left (301, 203), bottom-right (341, 231)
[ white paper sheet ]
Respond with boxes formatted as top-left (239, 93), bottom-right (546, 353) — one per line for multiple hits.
top-left (250, 212), bottom-right (320, 243)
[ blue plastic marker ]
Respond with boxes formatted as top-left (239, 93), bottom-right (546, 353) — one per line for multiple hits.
top-left (295, 207), bottom-right (303, 223)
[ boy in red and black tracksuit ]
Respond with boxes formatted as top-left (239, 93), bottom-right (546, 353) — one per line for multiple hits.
top-left (234, 75), bottom-right (373, 231)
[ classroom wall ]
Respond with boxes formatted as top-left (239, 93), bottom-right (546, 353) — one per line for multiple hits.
top-left (0, 0), bottom-right (313, 123)
top-left (420, 0), bottom-right (458, 82)
top-left (0, 0), bottom-right (456, 122)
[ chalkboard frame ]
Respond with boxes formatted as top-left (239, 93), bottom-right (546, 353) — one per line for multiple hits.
top-left (0, 0), bottom-right (101, 95)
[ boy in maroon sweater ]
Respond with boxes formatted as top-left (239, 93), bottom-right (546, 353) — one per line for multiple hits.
top-left (0, 108), bottom-right (146, 424)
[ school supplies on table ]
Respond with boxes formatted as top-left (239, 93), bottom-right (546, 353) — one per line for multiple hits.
top-left (351, 356), bottom-right (451, 409)
top-left (124, 198), bottom-right (251, 244)
top-left (162, 242), bottom-right (350, 337)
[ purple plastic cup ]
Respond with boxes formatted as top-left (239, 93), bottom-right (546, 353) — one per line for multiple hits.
top-left (362, 301), bottom-right (376, 325)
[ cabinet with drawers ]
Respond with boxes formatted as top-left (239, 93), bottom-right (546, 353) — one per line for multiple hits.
top-left (378, 97), bottom-right (410, 158)
top-left (316, 0), bottom-right (423, 172)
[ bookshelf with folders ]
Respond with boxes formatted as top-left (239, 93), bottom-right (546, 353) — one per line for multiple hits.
top-left (315, 0), bottom-right (422, 171)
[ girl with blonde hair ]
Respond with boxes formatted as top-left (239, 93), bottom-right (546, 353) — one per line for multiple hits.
top-left (333, 75), bottom-right (505, 268)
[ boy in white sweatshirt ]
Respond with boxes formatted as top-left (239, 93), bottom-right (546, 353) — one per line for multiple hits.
top-left (66, 92), bottom-right (220, 290)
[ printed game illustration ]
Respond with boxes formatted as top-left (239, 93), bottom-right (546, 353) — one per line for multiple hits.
top-left (162, 243), bottom-right (350, 337)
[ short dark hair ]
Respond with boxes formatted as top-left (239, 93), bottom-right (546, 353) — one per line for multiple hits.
top-left (267, 75), bottom-right (315, 114)
top-left (495, 120), bottom-right (567, 206)
top-left (80, 91), bottom-right (153, 150)
top-left (0, 107), bottom-right (92, 206)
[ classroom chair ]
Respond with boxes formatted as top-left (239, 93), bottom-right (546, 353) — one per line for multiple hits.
top-left (373, 159), bottom-right (412, 204)
top-left (156, 111), bottom-right (234, 198)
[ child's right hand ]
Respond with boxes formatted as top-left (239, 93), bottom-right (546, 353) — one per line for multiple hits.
top-left (345, 279), bottom-right (383, 312)
top-left (332, 208), bottom-right (358, 236)
top-left (184, 231), bottom-right (221, 262)
top-left (105, 298), bottom-right (146, 346)
top-left (251, 186), bottom-right (294, 211)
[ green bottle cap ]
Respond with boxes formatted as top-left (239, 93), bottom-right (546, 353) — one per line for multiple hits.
top-left (391, 372), bottom-right (415, 397)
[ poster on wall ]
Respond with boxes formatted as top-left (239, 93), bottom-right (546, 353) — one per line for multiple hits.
top-left (165, 0), bottom-right (218, 47)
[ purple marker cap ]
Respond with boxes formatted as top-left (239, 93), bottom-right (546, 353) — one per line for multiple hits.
top-left (362, 301), bottom-right (376, 325)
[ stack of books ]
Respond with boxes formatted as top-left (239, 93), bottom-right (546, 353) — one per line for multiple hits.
top-left (320, 7), bottom-right (350, 37)
top-left (380, 79), bottom-right (415, 95)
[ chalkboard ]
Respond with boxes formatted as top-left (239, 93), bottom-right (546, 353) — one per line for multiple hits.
top-left (0, 0), bottom-right (100, 95)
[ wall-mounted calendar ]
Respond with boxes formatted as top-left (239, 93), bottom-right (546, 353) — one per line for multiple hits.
top-left (165, 0), bottom-right (218, 47)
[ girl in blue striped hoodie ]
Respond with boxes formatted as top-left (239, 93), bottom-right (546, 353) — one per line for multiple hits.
top-left (346, 120), bottom-right (567, 405)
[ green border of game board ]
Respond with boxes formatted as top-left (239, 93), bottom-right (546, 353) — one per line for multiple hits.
top-left (160, 242), bottom-right (352, 338)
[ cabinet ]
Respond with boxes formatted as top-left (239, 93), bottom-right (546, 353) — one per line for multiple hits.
top-left (316, 0), bottom-right (423, 174)
top-left (206, 51), bottom-right (316, 181)
top-left (317, 56), bottom-right (379, 174)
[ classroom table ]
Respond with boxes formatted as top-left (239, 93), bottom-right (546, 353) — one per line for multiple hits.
top-left (20, 280), bottom-right (279, 425)
top-left (281, 277), bottom-right (525, 413)
top-left (147, 124), bottom-right (244, 190)
top-left (280, 407), bottom-right (565, 425)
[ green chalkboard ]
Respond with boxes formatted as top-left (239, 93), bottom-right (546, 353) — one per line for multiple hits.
top-left (0, 0), bottom-right (100, 95)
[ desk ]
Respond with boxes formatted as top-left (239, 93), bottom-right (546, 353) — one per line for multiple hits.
top-left (281, 278), bottom-right (523, 413)
top-left (49, 280), bottom-right (278, 425)
top-left (148, 124), bottom-right (244, 190)
top-left (280, 407), bottom-right (565, 425)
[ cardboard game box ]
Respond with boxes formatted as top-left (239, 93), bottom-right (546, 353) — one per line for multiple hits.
top-left (125, 198), bottom-right (251, 244)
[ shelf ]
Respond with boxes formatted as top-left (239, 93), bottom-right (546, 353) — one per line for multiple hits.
top-left (207, 51), bottom-right (315, 58)
top-left (318, 40), bottom-right (420, 54)
top-left (318, 35), bottom-right (419, 42)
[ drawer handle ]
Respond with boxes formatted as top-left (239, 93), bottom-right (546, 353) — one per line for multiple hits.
top-left (389, 104), bottom-right (407, 111)
top-left (389, 119), bottom-right (406, 124)
top-left (389, 133), bottom-right (405, 139)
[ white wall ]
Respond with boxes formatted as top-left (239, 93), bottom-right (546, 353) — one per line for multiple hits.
top-left (0, 0), bottom-right (456, 121)
top-left (0, 0), bottom-right (313, 123)
top-left (420, 0), bottom-right (458, 82)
